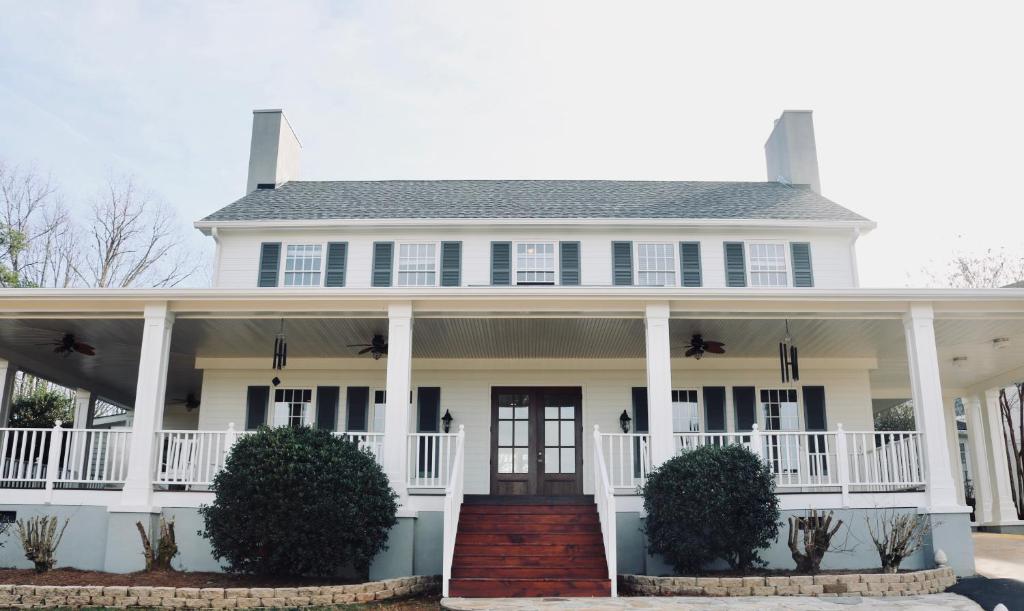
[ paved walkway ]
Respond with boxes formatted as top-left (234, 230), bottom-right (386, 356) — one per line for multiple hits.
top-left (973, 532), bottom-right (1024, 581)
top-left (441, 594), bottom-right (981, 610)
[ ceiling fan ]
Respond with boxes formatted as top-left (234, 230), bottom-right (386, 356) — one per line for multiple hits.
top-left (684, 334), bottom-right (725, 360)
top-left (39, 333), bottom-right (96, 357)
top-left (169, 392), bottom-right (201, 411)
top-left (347, 334), bottom-right (388, 360)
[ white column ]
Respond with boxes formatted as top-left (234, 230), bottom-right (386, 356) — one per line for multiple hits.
top-left (902, 304), bottom-right (961, 512)
top-left (964, 395), bottom-right (993, 524)
top-left (119, 303), bottom-right (174, 510)
top-left (644, 302), bottom-right (674, 466)
top-left (942, 396), bottom-right (966, 504)
top-left (72, 389), bottom-right (95, 428)
top-left (383, 302), bottom-right (413, 503)
top-left (980, 388), bottom-right (1019, 523)
top-left (0, 359), bottom-right (17, 426)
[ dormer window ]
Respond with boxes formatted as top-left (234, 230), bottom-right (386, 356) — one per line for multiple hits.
top-left (397, 243), bottom-right (437, 286)
top-left (636, 243), bottom-right (675, 287)
top-left (283, 244), bottom-right (323, 286)
top-left (748, 243), bottom-right (789, 287)
top-left (516, 242), bottom-right (556, 285)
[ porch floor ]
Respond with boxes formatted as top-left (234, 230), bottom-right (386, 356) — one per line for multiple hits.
top-left (441, 593), bottom-right (981, 610)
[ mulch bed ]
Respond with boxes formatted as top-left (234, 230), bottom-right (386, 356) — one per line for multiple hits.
top-left (0, 567), bottom-right (364, 588)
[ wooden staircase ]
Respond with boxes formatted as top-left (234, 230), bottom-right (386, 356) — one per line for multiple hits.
top-left (448, 495), bottom-right (612, 597)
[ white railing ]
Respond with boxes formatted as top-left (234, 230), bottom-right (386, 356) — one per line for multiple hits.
top-left (441, 425), bottom-right (466, 598)
top-left (337, 432), bottom-right (385, 464)
top-left (58, 429), bottom-right (132, 484)
top-left (676, 432), bottom-right (750, 452)
top-left (846, 430), bottom-right (925, 490)
top-left (0, 427), bottom-right (53, 484)
top-left (155, 427), bottom-right (240, 487)
top-left (592, 426), bottom-right (618, 597)
top-left (599, 432), bottom-right (650, 490)
top-left (407, 432), bottom-right (460, 489)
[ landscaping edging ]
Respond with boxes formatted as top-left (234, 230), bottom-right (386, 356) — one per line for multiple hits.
top-left (0, 575), bottom-right (440, 609)
top-left (619, 567), bottom-right (957, 597)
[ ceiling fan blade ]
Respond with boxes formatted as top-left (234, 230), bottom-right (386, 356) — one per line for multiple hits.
top-left (704, 341), bottom-right (724, 349)
top-left (347, 343), bottom-right (371, 348)
top-left (684, 347), bottom-right (700, 357)
top-left (358, 347), bottom-right (373, 355)
top-left (75, 342), bottom-right (96, 355)
top-left (704, 344), bottom-right (726, 354)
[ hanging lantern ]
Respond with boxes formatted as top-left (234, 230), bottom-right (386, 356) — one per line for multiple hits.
top-left (779, 320), bottom-right (800, 383)
top-left (272, 319), bottom-right (288, 370)
top-left (619, 410), bottom-right (632, 433)
top-left (441, 409), bottom-right (454, 433)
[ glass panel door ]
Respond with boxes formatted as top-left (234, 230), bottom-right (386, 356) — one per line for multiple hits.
top-left (492, 390), bottom-right (532, 495)
top-left (537, 389), bottom-right (582, 495)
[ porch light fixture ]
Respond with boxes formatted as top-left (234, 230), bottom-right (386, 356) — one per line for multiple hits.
top-left (993, 337), bottom-right (1010, 350)
top-left (952, 356), bottom-right (968, 368)
top-left (441, 409), bottom-right (454, 433)
top-left (619, 410), bottom-right (632, 433)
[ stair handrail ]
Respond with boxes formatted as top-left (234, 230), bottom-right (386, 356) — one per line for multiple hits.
top-left (592, 425), bottom-right (618, 596)
top-left (441, 424), bottom-right (466, 598)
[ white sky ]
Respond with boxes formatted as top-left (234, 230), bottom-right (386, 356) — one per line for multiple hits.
top-left (1, 1), bottom-right (1022, 287)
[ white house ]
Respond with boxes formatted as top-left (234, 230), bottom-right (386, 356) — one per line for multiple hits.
top-left (1, 110), bottom-right (1023, 596)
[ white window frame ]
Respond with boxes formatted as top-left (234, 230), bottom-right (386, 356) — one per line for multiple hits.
top-left (394, 241), bottom-right (440, 287)
top-left (273, 387), bottom-right (314, 429)
top-left (671, 388), bottom-right (701, 433)
top-left (280, 242), bottom-right (325, 287)
top-left (747, 241), bottom-right (791, 288)
top-left (513, 241), bottom-right (559, 286)
top-left (635, 242), bottom-right (677, 287)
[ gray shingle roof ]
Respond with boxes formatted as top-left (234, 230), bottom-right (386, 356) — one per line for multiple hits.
top-left (201, 180), bottom-right (871, 223)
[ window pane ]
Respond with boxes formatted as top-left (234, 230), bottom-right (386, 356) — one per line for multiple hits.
top-left (560, 448), bottom-right (575, 473)
top-left (637, 243), bottom-right (675, 286)
top-left (748, 243), bottom-right (788, 287)
top-left (497, 448), bottom-right (513, 473)
top-left (283, 244), bottom-right (323, 286)
top-left (545, 447), bottom-right (559, 473)
top-left (514, 420), bottom-right (529, 445)
top-left (397, 243), bottom-right (436, 286)
top-left (560, 421), bottom-right (574, 446)
top-left (498, 406), bottom-right (513, 419)
top-left (545, 420), bottom-right (559, 444)
top-left (516, 242), bottom-right (556, 285)
top-left (560, 405), bottom-right (574, 419)
top-left (498, 421), bottom-right (513, 445)
top-left (514, 406), bottom-right (528, 419)
top-left (514, 448), bottom-right (529, 473)
top-left (545, 406), bottom-right (559, 419)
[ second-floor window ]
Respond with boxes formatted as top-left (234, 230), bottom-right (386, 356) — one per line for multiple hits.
top-left (397, 243), bottom-right (437, 286)
top-left (637, 243), bottom-right (675, 286)
top-left (748, 243), bottom-right (788, 287)
top-left (516, 242), bottom-right (556, 285)
top-left (283, 244), bottom-right (323, 286)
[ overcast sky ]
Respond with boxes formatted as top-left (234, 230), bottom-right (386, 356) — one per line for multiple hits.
top-left (1, 1), bottom-right (1022, 287)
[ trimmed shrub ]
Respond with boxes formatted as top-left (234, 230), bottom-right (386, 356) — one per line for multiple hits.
top-left (642, 443), bottom-right (780, 574)
top-left (200, 426), bottom-right (398, 577)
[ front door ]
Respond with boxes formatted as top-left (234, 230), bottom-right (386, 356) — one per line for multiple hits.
top-left (490, 387), bottom-right (583, 495)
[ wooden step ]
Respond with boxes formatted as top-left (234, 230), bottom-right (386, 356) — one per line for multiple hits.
top-left (463, 494), bottom-right (594, 505)
top-left (459, 513), bottom-right (598, 525)
top-left (456, 533), bottom-right (602, 546)
top-left (454, 543), bottom-right (605, 556)
top-left (451, 566), bottom-right (608, 579)
top-left (451, 554), bottom-right (606, 568)
top-left (460, 505), bottom-right (598, 515)
top-left (457, 521), bottom-right (600, 534)
top-left (448, 578), bottom-right (611, 597)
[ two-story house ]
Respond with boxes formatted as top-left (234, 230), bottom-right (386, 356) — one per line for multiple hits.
top-left (1, 110), bottom-right (1023, 596)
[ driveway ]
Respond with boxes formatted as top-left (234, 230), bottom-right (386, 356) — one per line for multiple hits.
top-left (972, 532), bottom-right (1024, 581)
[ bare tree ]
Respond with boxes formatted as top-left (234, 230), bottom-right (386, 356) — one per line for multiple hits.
top-left (0, 160), bottom-right (70, 287)
top-left (923, 246), bottom-right (1024, 289)
top-left (999, 384), bottom-right (1024, 519)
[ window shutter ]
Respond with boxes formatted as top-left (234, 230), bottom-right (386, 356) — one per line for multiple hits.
top-left (612, 241), bottom-right (633, 286)
top-left (440, 242), bottom-right (462, 287)
top-left (245, 386), bottom-right (270, 430)
top-left (631, 387), bottom-right (648, 433)
top-left (790, 242), bottom-right (814, 287)
top-left (346, 387), bottom-right (370, 432)
top-left (679, 241), bottom-right (702, 287)
top-left (723, 242), bottom-right (747, 287)
top-left (559, 241), bottom-right (581, 286)
top-left (803, 386), bottom-right (827, 431)
top-left (324, 242), bottom-right (347, 287)
top-left (417, 387), bottom-right (441, 432)
top-left (703, 386), bottom-right (727, 432)
top-left (733, 386), bottom-right (756, 432)
top-left (257, 243), bottom-right (281, 287)
top-left (371, 242), bottom-right (394, 287)
top-left (316, 386), bottom-right (340, 431)
top-left (490, 242), bottom-right (512, 286)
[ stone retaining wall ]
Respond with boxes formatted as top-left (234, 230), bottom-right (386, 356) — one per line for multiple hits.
top-left (619, 567), bottom-right (956, 597)
top-left (0, 575), bottom-right (440, 609)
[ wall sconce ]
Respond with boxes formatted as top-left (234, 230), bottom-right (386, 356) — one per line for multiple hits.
top-left (619, 410), bottom-right (632, 433)
top-left (442, 409), bottom-right (454, 433)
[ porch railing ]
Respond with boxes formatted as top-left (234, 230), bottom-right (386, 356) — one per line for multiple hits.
top-left (58, 429), bottom-right (132, 485)
top-left (598, 432), bottom-right (650, 490)
top-left (407, 432), bottom-right (460, 489)
top-left (337, 432), bottom-right (385, 464)
top-left (1, 427), bottom-right (54, 484)
top-left (1, 426), bottom-right (133, 489)
top-left (441, 425), bottom-right (466, 598)
top-left (592, 426), bottom-right (618, 597)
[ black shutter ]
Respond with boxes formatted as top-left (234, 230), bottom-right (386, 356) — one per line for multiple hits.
top-left (346, 387), bottom-right (370, 431)
top-left (559, 241), bottom-right (581, 286)
top-left (371, 242), bottom-right (394, 287)
top-left (724, 242), bottom-right (747, 287)
top-left (631, 387), bottom-right (648, 433)
top-left (316, 386), bottom-right (340, 431)
top-left (803, 386), bottom-right (827, 431)
top-left (257, 243), bottom-right (281, 287)
top-left (245, 386), bottom-right (270, 430)
top-left (440, 242), bottom-right (462, 287)
top-left (791, 242), bottom-right (814, 288)
top-left (612, 241), bottom-right (633, 286)
top-left (324, 242), bottom-right (347, 287)
top-left (703, 386), bottom-right (727, 432)
top-left (679, 241), bottom-right (702, 287)
top-left (491, 242), bottom-right (512, 286)
top-left (733, 386), bottom-right (757, 432)
top-left (417, 387), bottom-right (441, 433)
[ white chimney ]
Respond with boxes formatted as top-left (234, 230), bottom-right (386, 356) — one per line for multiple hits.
top-left (245, 109), bottom-right (301, 193)
top-left (764, 110), bottom-right (821, 194)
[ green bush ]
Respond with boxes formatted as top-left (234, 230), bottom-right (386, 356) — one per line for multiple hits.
top-left (199, 426), bottom-right (398, 577)
top-left (9, 389), bottom-right (73, 428)
top-left (642, 443), bottom-right (780, 574)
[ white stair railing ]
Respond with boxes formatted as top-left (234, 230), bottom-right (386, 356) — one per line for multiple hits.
top-left (441, 425), bottom-right (466, 598)
top-left (407, 432), bottom-right (459, 489)
top-left (599, 432), bottom-right (650, 490)
top-left (592, 425), bottom-right (618, 597)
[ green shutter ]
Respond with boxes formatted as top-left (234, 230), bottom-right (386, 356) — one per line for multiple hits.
top-left (324, 242), bottom-right (347, 287)
top-left (257, 243), bottom-right (281, 287)
top-left (791, 242), bottom-right (814, 287)
top-left (346, 387), bottom-right (370, 432)
top-left (316, 386), bottom-right (340, 431)
top-left (245, 386), bottom-right (270, 430)
top-left (612, 241), bottom-right (633, 286)
top-left (440, 242), bottom-right (462, 287)
top-left (559, 241), bottom-right (581, 286)
top-left (371, 242), bottom-right (394, 287)
top-left (732, 386), bottom-right (756, 432)
top-left (491, 242), bottom-right (512, 286)
top-left (723, 242), bottom-right (746, 287)
top-left (679, 241), bottom-right (702, 287)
